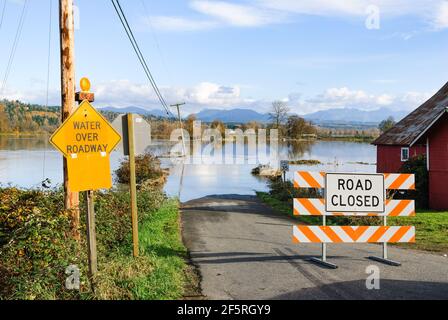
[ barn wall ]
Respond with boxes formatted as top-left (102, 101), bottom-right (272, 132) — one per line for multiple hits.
top-left (376, 144), bottom-right (426, 173)
top-left (427, 113), bottom-right (448, 209)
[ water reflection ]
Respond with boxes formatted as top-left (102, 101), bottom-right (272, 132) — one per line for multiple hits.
top-left (0, 135), bottom-right (51, 151)
top-left (0, 136), bottom-right (377, 202)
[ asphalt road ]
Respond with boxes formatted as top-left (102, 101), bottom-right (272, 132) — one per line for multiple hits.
top-left (181, 194), bottom-right (448, 300)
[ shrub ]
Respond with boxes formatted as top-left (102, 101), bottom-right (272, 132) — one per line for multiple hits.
top-left (0, 186), bottom-right (167, 300)
top-left (115, 153), bottom-right (167, 188)
top-left (267, 177), bottom-right (321, 202)
top-left (397, 154), bottom-right (428, 209)
top-left (0, 188), bottom-right (86, 299)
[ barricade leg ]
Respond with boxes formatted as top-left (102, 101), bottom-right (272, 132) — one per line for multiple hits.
top-left (309, 216), bottom-right (338, 269)
top-left (367, 217), bottom-right (401, 266)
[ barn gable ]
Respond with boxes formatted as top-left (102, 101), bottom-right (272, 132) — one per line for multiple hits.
top-left (373, 82), bottom-right (448, 146)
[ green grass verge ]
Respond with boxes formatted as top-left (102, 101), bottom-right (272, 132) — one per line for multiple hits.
top-left (257, 191), bottom-right (448, 254)
top-left (135, 199), bottom-right (187, 299)
top-left (93, 199), bottom-right (188, 300)
top-left (389, 211), bottom-right (448, 253)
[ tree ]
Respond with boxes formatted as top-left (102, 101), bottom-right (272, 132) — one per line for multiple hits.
top-left (186, 114), bottom-right (197, 136)
top-left (0, 104), bottom-right (10, 132)
top-left (211, 119), bottom-right (226, 135)
top-left (243, 121), bottom-right (263, 132)
top-left (378, 116), bottom-right (395, 133)
top-left (286, 115), bottom-right (316, 138)
top-left (269, 101), bottom-right (290, 131)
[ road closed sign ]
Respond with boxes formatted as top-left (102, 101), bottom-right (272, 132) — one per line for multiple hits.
top-left (325, 173), bottom-right (385, 213)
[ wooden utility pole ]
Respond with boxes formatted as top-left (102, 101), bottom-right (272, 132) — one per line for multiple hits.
top-left (170, 102), bottom-right (186, 156)
top-left (59, 0), bottom-right (79, 239)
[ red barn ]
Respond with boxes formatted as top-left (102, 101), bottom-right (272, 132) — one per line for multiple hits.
top-left (373, 82), bottom-right (448, 210)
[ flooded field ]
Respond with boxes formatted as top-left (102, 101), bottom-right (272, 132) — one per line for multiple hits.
top-left (0, 135), bottom-right (376, 202)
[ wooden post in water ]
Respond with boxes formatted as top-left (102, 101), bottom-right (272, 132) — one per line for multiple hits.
top-left (59, 0), bottom-right (79, 239)
top-left (171, 102), bottom-right (186, 156)
top-left (127, 113), bottom-right (139, 257)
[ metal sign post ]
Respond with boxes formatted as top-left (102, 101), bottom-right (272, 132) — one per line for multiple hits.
top-left (368, 215), bottom-right (402, 266)
top-left (280, 160), bottom-right (289, 183)
top-left (309, 215), bottom-right (338, 269)
top-left (85, 190), bottom-right (97, 276)
top-left (127, 113), bottom-right (139, 257)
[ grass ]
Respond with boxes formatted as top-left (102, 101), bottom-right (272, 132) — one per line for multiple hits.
top-left (134, 199), bottom-right (187, 299)
top-left (288, 159), bottom-right (322, 165)
top-left (389, 211), bottom-right (448, 253)
top-left (0, 186), bottom-right (192, 300)
top-left (257, 191), bottom-right (448, 254)
top-left (90, 199), bottom-right (189, 300)
top-left (318, 136), bottom-right (376, 143)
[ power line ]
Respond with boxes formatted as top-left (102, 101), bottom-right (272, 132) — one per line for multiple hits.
top-left (1, 0), bottom-right (29, 95)
top-left (0, 0), bottom-right (6, 32)
top-left (113, 0), bottom-right (173, 117)
top-left (110, 0), bottom-right (175, 118)
top-left (42, 0), bottom-right (53, 187)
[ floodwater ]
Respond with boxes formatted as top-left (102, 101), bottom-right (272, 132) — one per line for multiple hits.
top-left (0, 135), bottom-right (377, 202)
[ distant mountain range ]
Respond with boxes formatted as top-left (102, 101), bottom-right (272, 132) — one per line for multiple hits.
top-left (99, 106), bottom-right (408, 125)
top-left (194, 108), bottom-right (270, 123)
top-left (303, 107), bottom-right (408, 124)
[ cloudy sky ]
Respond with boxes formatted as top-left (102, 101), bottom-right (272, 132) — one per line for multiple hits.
top-left (0, 0), bottom-right (447, 115)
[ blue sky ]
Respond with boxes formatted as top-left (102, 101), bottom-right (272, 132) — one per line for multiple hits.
top-left (0, 0), bottom-right (447, 115)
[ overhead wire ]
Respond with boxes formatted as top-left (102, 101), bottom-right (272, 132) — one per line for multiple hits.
top-left (0, 0), bottom-right (6, 32)
top-left (110, 0), bottom-right (175, 118)
top-left (1, 0), bottom-right (29, 95)
top-left (114, 0), bottom-right (174, 117)
top-left (42, 0), bottom-right (53, 188)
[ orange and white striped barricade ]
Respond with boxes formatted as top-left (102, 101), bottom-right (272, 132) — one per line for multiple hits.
top-left (293, 171), bottom-right (415, 268)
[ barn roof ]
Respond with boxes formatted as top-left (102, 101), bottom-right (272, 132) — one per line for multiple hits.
top-left (373, 81), bottom-right (448, 146)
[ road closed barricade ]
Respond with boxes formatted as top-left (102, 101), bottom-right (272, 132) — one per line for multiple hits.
top-left (293, 171), bottom-right (415, 268)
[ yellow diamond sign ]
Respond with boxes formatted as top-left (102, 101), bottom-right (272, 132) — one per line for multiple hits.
top-left (50, 100), bottom-right (121, 192)
top-left (50, 100), bottom-right (121, 158)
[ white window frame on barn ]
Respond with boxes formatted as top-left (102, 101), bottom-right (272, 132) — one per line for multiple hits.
top-left (401, 147), bottom-right (409, 162)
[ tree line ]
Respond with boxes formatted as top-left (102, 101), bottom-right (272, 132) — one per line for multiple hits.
top-left (0, 100), bottom-right (60, 134)
top-left (1, 99), bottom-right (391, 140)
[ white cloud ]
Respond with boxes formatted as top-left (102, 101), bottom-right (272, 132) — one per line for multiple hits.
top-left (93, 80), bottom-right (248, 114)
top-left (190, 0), bottom-right (283, 27)
top-left (146, 0), bottom-right (448, 32)
top-left (2, 81), bottom-right (433, 117)
top-left (148, 0), bottom-right (286, 31)
top-left (258, 0), bottom-right (367, 16)
top-left (146, 16), bottom-right (218, 32)
top-left (1, 84), bottom-right (60, 106)
top-left (259, 0), bottom-right (437, 17)
top-left (433, 1), bottom-right (448, 29)
top-left (288, 87), bottom-right (431, 114)
top-left (260, 0), bottom-right (448, 30)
